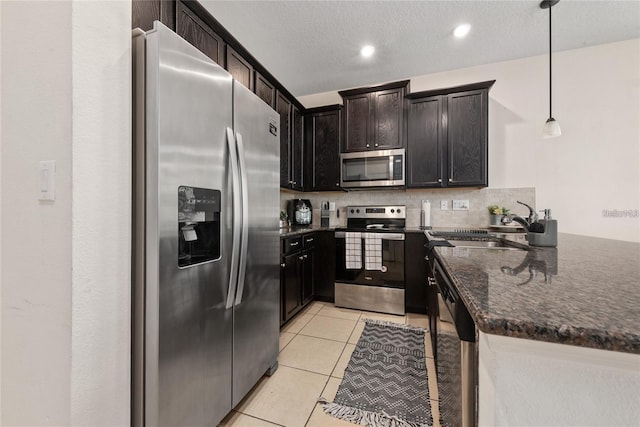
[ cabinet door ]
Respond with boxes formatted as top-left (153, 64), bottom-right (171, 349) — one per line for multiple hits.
top-left (255, 71), bottom-right (275, 109)
top-left (175, 1), bottom-right (224, 65)
top-left (291, 107), bottom-right (304, 191)
top-left (407, 96), bottom-right (443, 187)
top-left (226, 46), bottom-right (254, 90)
top-left (343, 94), bottom-right (371, 152)
top-left (309, 109), bottom-right (341, 191)
top-left (276, 92), bottom-right (292, 188)
top-left (404, 233), bottom-right (428, 314)
top-left (132, 0), bottom-right (175, 31)
top-left (446, 89), bottom-right (488, 187)
top-left (282, 253), bottom-right (301, 322)
top-left (301, 250), bottom-right (314, 304)
top-left (313, 231), bottom-right (336, 302)
top-left (373, 88), bottom-right (404, 149)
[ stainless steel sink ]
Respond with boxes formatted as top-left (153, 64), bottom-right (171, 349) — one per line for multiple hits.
top-left (450, 240), bottom-right (528, 250)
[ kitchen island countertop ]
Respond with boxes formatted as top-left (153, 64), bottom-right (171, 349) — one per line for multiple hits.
top-left (434, 233), bottom-right (640, 354)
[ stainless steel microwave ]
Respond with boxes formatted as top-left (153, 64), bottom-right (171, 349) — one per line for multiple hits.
top-left (340, 148), bottom-right (405, 188)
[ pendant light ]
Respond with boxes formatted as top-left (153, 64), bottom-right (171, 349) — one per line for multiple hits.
top-left (541, 0), bottom-right (561, 138)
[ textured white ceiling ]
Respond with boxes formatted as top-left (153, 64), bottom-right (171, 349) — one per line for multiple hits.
top-left (201, 1), bottom-right (640, 96)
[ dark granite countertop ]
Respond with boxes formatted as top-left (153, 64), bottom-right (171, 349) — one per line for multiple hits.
top-left (280, 226), bottom-right (334, 238)
top-left (434, 233), bottom-right (640, 354)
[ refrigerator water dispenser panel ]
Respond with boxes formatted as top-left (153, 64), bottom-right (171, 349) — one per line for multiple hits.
top-left (178, 186), bottom-right (221, 267)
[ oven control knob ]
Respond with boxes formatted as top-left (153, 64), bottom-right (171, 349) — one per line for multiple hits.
top-left (350, 209), bottom-right (354, 214)
top-left (356, 209), bottom-right (360, 213)
top-left (391, 209), bottom-right (395, 213)
top-left (397, 208), bottom-right (402, 214)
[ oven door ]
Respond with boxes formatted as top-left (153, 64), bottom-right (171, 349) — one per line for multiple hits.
top-left (335, 231), bottom-right (405, 287)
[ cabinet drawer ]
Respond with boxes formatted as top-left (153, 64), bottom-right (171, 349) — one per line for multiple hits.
top-left (282, 236), bottom-right (303, 255)
top-left (303, 234), bottom-right (316, 248)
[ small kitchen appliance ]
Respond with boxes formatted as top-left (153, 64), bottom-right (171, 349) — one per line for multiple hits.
top-left (287, 199), bottom-right (312, 227)
top-left (340, 148), bottom-right (405, 188)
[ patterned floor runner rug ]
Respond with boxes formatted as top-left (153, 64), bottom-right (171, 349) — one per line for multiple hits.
top-left (321, 319), bottom-right (433, 427)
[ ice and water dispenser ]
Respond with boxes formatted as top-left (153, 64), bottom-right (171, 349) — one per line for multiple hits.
top-left (178, 186), bottom-right (221, 267)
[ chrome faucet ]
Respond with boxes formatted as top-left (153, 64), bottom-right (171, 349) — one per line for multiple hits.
top-left (501, 200), bottom-right (538, 230)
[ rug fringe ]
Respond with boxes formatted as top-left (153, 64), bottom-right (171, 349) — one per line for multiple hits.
top-left (322, 402), bottom-right (431, 427)
top-left (363, 318), bottom-right (427, 333)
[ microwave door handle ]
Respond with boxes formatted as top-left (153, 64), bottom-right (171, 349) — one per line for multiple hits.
top-left (225, 127), bottom-right (241, 310)
top-left (389, 155), bottom-right (394, 179)
top-left (234, 132), bottom-right (249, 307)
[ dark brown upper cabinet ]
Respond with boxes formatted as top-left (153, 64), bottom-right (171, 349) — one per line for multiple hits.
top-left (255, 71), bottom-right (276, 109)
top-left (339, 80), bottom-right (409, 153)
top-left (304, 105), bottom-right (342, 191)
top-left (226, 46), bottom-right (254, 91)
top-left (291, 107), bottom-right (304, 191)
top-left (276, 92), bottom-right (292, 188)
top-left (406, 80), bottom-right (494, 188)
top-left (132, 0), bottom-right (176, 31)
top-left (407, 96), bottom-right (443, 187)
top-left (175, 1), bottom-right (224, 65)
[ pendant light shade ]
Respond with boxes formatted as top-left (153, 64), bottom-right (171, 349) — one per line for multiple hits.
top-left (543, 117), bottom-right (562, 138)
top-left (541, 0), bottom-right (561, 138)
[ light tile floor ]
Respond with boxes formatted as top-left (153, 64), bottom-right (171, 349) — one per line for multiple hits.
top-left (221, 302), bottom-right (440, 427)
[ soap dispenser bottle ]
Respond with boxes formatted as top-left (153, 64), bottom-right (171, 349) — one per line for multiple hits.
top-left (528, 209), bottom-right (557, 247)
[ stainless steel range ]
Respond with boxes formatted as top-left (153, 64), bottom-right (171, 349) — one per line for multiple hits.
top-left (334, 206), bottom-right (405, 315)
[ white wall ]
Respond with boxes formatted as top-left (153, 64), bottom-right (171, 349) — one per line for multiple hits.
top-left (70, 1), bottom-right (131, 425)
top-left (1, 1), bottom-right (73, 424)
top-left (1, 1), bottom-right (131, 425)
top-left (299, 39), bottom-right (640, 242)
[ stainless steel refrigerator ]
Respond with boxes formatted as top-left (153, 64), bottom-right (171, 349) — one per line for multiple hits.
top-left (132, 22), bottom-right (280, 426)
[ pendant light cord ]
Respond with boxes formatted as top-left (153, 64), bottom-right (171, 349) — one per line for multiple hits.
top-left (549, 3), bottom-right (552, 118)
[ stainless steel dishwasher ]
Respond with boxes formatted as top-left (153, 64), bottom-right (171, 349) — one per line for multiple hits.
top-left (432, 255), bottom-right (478, 427)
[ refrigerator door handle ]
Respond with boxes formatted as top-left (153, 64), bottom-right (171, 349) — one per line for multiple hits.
top-left (234, 132), bottom-right (249, 306)
top-left (226, 127), bottom-right (241, 310)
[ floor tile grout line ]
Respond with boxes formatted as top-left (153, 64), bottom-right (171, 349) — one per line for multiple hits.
top-left (231, 411), bottom-right (287, 427)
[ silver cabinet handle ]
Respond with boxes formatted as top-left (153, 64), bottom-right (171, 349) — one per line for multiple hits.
top-left (449, 178), bottom-right (453, 182)
top-left (306, 238), bottom-right (314, 242)
top-left (366, 144), bottom-right (370, 148)
top-left (280, 263), bottom-right (285, 268)
top-left (336, 183), bottom-right (340, 186)
top-left (290, 241), bottom-right (299, 246)
top-left (303, 254), bottom-right (308, 259)
top-left (437, 178), bottom-right (442, 183)
top-left (298, 256), bottom-right (304, 261)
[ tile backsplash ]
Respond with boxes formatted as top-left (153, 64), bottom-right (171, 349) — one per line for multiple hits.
top-left (280, 187), bottom-right (536, 229)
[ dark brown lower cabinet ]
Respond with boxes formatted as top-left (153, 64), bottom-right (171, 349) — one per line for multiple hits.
top-left (281, 233), bottom-right (317, 325)
top-left (405, 232), bottom-right (428, 314)
top-left (282, 252), bottom-right (301, 323)
top-left (313, 231), bottom-right (336, 303)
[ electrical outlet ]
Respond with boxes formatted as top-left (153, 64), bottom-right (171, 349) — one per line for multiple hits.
top-left (440, 200), bottom-right (449, 210)
top-left (452, 199), bottom-right (470, 211)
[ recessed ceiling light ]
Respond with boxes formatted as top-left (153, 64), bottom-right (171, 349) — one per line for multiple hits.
top-left (360, 45), bottom-right (375, 58)
top-left (453, 23), bottom-right (471, 38)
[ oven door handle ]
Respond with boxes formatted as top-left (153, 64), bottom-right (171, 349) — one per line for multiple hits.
top-left (335, 231), bottom-right (404, 240)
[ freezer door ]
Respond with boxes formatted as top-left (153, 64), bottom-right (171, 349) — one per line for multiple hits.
top-left (231, 81), bottom-right (281, 407)
top-left (142, 22), bottom-right (234, 427)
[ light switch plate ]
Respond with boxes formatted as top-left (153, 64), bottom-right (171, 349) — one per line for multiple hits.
top-left (440, 200), bottom-right (449, 210)
top-left (452, 199), bottom-right (469, 211)
top-left (39, 160), bottom-right (56, 201)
